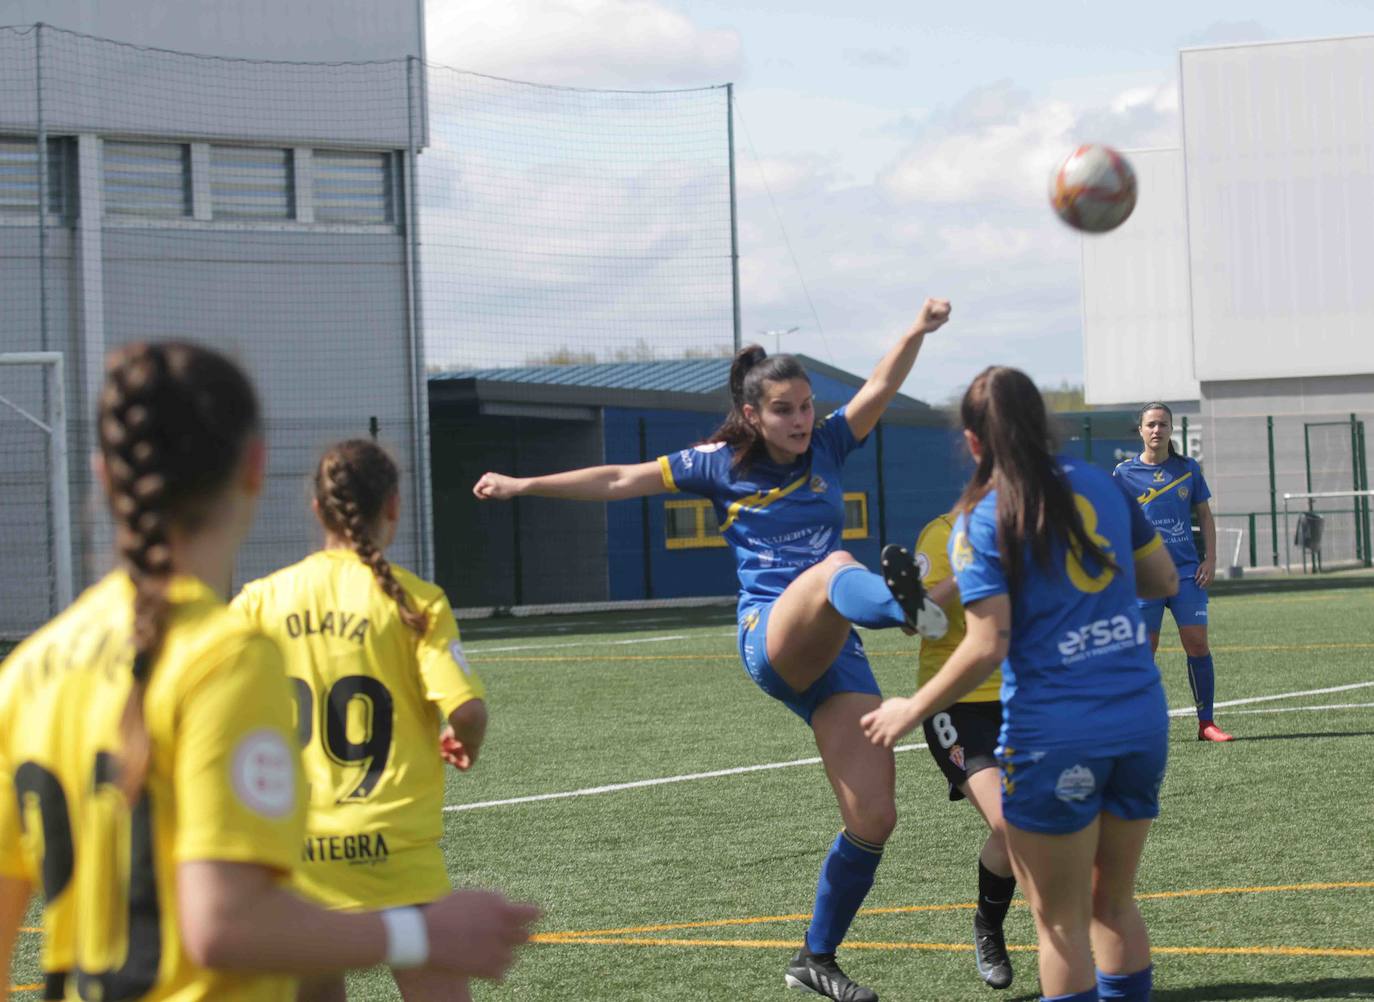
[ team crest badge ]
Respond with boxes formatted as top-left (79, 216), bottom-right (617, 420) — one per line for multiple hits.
top-left (1179, 487), bottom-right (1189, 500)
top-left (914, 552), bottom-right (931, 579)
top-left (1055, 764), bottom-right (1096, 802)
top-left (949, 744), bottom-right (965, 770)
top-left (951, 532), bottom-right (975, 571)
top-left (809, 474), bottom-right (828, 493)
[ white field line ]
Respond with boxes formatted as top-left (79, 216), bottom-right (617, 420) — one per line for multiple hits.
top-left (444, 741), bottom-right (929, 814)
top-left (1166, 680), bottom-right (1374, 717)
top-left (1206, 701), bottom-right (1374, 717)
top-left (444, 681), bottom-right (1374, 815)
top-left (469, 634), bottom-right (689, 655)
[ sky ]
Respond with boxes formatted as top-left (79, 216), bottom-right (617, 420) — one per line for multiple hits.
top-left (423, 0), bottom-right (1374, 402)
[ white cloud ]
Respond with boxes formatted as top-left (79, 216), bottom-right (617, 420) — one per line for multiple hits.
top-left (425, 0), bottom-right (741, 87)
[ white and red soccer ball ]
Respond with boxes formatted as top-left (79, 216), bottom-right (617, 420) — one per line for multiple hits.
top-left (1049, 144), bottom-right (1137, 234)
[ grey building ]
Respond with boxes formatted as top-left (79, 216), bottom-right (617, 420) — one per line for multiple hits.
top-left (0, 2), bottom-right (431, 634)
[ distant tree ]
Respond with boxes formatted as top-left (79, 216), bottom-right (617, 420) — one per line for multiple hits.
top-left (527, 347), bottom-right (598, 366)
top-left (1040, 381), bottom-right (1087, 412)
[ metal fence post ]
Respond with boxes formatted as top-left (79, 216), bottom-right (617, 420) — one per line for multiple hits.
top-left (726, 83), bottom-right (741, 354)
top-left (1248, 512), bottom-right (1257, 567)
top-left (1181, 414), bottom-right (1189, 457)
top-left (1083, 415), bottom-right (1092, 462)
top-left (1351, 414), bottom-right (1364, 563)
top-left (1268, 416), bottom-right (1278, 566)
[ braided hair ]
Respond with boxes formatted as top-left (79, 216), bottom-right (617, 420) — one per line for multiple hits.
top-left (98, 341), bottom-right (260, 799)
top-left (314, 439), bottom-right (427, 633)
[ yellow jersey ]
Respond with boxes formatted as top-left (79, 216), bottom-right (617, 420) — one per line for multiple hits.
top-left (233, 549), bottom-right (485, 911)
top-left (0, 572), bottom-right (303, 1002)
top-left (915, 513), bottom-right (1002, 703)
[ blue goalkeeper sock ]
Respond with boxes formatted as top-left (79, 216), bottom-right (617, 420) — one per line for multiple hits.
top-left (1097, 965), bottom-right (1152, 1001)
top-left (1187, 654), bottom-right (1215, 720)
top-left (1042, 990), bottom-right (1099, 1002)
top-left (804, 829), bottom-right (883, 954)
top-left (826, 565), bottom-right (906, 629)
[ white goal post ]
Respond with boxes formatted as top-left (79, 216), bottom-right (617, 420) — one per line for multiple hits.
top-left (0, 352), bottom-right (73, 627)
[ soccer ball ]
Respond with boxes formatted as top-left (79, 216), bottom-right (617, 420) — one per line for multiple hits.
top-left (1048, 144), bottom-right (1137, 234)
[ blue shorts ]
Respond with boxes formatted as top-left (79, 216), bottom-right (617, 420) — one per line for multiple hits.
top-left (997, 733), bottom-right (1168, 835)
top-left (1139, 574), bottom-right (1208, 634)
top-left (737, 600), bottom-right (880, 725)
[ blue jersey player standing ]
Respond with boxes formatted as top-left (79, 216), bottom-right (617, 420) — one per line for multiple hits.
top-left (1113, 403), bottom-right (1233, 743)
top-left (474, 298), bottom-right (952, 1002)
top-left (863, 367), bottom-right (1180, 1002)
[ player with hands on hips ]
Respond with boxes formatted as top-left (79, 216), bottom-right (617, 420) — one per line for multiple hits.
top-left (0, 343), bottom-right (537, 1002)
top-left (475, 298), bottom-right (951, 1002)
top-left (1113, 403), bottom-right (1232, 743)
top-left (863, 366), bottom-right (1179, 1002)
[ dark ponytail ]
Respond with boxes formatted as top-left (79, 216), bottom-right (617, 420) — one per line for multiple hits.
top-left (99, 341), bottom-right (260, 801)
top-left (1136, 402), bottom-right (1180, 458)
top-left (315, 439), bottom-right (427, 634)
top-left (957, 366), bottom-right (1117, 589)
top-left (707, 344), bottom-right (811, 469)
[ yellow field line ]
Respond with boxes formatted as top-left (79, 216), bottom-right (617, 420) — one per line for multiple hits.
top-left (545, 881), bottom-right (1374, 940)
top-left (8, 986), bottom-right (41, 995)
top-left (17, 928), bottom-right (38, 934)
top-left (531, 935), bottom-right (1374, 959)
top-left (476, 642), bottom-right (1374, 663)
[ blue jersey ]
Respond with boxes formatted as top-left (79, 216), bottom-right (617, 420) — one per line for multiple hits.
top-left (658, 406), bottom-right (865, 616)
top-left (950, 458), bottom-right (1166, 750)
top-left (1113, 453), bottom-right (1211, 571)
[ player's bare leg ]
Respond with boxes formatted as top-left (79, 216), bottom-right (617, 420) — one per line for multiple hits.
top-left (1090, 813), bottom-right (1153, 977)
top-left (1005, 819), bottom-right (1098, 998)
top-left (766, 551), bottom-right (868, 693)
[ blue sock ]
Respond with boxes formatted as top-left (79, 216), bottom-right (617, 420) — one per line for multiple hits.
top-left (1097, 965), bottom-right (1152, 1001)
top-left (826, 565), bottom-right (906, 629)
top-left (1042, 990), bottom-right (1099, 1002)
top-left (1187, 654), bottom-right (1215, 720)
top-left (804, 829), bottom-right (883, 954)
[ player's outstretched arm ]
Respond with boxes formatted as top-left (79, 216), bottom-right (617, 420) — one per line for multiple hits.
top-left (177, 861), bottom-right (539, 979)
top-left (845, 297), bottom-right (951, 441)
top-left (861, 593), bottom-right (1009, 748)
top-left (473, 460), bottom-right (665, 503)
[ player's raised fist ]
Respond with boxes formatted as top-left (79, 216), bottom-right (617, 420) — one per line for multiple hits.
top-left (913, 298), bottom-right (951, 335)
top-left (473, 472), bottom-right (520, 501)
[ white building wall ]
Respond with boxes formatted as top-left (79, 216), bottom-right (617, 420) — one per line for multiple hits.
top-left (1082, 148), bottom-right (1200, 406)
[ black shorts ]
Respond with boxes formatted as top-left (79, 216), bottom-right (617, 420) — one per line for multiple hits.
top-left (923, 700), bottom-right (1003, 802)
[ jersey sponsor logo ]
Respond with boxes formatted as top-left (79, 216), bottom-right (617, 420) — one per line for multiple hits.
top-left (809, 474), bottom-right (828, 494)
top-left (449, 640), bottom-right (472, 675)
top-left (285, 609), bottom-right (370, 644)
top-left (1055, 764), bottom-right (1096, 802)
top-left (693, 442), bottom-right (726, 453)
top-left (914, 552), bottom-right (931, 579)
top-left (951, 531), bottom-right (974, 572)
top-left (1152, 469), bottom-right (1167, 483)
top-left (1057, 614), bottom-right (1146, 662)
top-left (231, 729), bottom-right (296, 819)
top-left (302, 831), bottom-right (390, 866)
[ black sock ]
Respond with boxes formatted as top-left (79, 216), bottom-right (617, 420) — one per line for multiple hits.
top-left (976, 860), bottom-right (1016, 928)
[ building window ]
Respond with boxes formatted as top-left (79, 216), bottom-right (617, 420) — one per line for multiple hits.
top-left (842, 492), bottom-right (869, 540)
top-left (0, 136), bottom-right (72, 217)
top-left (104, 141), bottom-right (190, 218)
top-left (664, 499), bottom-right (727, 549)
top-left (211, 145), bottom-right (293, 220)
top-left (314, 149), bottom-right (394, 224)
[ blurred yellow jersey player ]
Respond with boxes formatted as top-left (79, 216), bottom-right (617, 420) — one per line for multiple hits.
top-left (913, 512), bottom-right (1019, 991)
top-left (233, 438), bottom-right (488, 1002)
top-left (0, 573), bottom-right (303, 1002)
top-left (234, 551), bottom-right (485, 910)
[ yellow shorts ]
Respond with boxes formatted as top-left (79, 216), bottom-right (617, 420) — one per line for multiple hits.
top-left (294, 834), bottom-right (449, 911)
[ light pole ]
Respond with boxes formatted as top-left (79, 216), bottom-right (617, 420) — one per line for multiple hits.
top-left (759, 326), bottom-right (800, 355)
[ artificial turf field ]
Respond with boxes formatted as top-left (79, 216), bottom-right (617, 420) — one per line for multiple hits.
top-left (8, 584), bottom-right (1374, 1001)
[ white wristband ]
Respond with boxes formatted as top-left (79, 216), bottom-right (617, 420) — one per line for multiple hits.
top-left (382, 907), bottom-right (430, 969)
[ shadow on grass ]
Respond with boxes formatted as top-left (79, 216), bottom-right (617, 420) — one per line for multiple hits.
top-left (1009, 977), bottom-right (1374, 1001)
